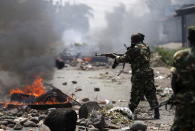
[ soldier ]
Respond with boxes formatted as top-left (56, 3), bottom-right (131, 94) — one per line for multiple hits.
top-left (114, 33), bottom-right (160, 119)
top-left (170, 26), bottom-right (195, 131)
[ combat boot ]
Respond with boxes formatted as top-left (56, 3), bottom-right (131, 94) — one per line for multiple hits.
top-left (154, 108), bottom-right (160, 119)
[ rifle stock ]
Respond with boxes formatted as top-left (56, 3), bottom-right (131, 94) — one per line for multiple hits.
top-left (151, 100), bottom-right (169, 110)
top-left (151, 96), bottom-right (175, 110)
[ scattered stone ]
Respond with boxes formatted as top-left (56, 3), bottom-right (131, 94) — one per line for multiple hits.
top-left (62, 82), bottom-right (67, 86)
top-left (14, 123), bottom-right (23, 130)
top-left (29, 110), bottom-right (39, 117)
top-left (47, 108), bottom-right (56, 114)
top-left (130, 121), bottom-right (147, 131)
top-left (0, 125), bottom-right (6, 130)
top-left (8, 108), bottom-right (19, 115)
top-left (105, 122), bottom-right (121, 129)
top-left (7, 123), bottom-right (15, 128)
top-left (2, 116), bottom-right (16, 119)
top-left (77, 118), bottom-right (88, 126)
top-left (78, 126), bottom-right (86, 130)
top-left (88, 125), bottom-right (96, 128)
top-left (75, 88), bottom-right (82, 92)
top-left (31, 113), bottom-right (39, 117)
top-left (79, 101), bottom-right (101, 119)
top-left (30, 117), bottom-right (39, 124)
top-left (99, 99), bottom-right (110, 105)
top-left (72, 81), bottom-right (77, 84)
top-left (0, 112), bottom-right (4, 116)
top-left (94, 88), bottom-right (100, 92)
top-left (0, 121), bottom-right (8, 125)
top-left (16, 111), bottom-right (23, 117)
top-left (14, 117), bottom-right (28, 124)
top-left (88, 112), bottom-right (106, 130)
top-left (112, 101), bottom-right (116, 104)
top-left (39, 114), bottom-right (47, 121)
top-left (88, 127), bottom-right (99, 131)
top-left (23, 120), bottom-right (37, 127)
top-left (29, 109), bottom-right (38, 114)
top-left (44, 109), bottom-right (77, 131)
top-left (6, 119), bottom-right (16, 125)
top-left (81, 98), bottom-right (90, 102)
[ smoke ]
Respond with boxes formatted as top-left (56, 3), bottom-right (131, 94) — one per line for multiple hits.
top-left (0, 0), bottom-right (59, 96)
top-left (172, 0), bottom-right (195, 5)
top-left (94, 0), bottom-right (195, 52)
top-left (0, 0), bottom-right (193, 96)
top-left (62, 29), bottom-right (100, 56)
top-left (0, 0), bottom-right (92, 96)
top-left (59, 3), bottom-right (94, 56)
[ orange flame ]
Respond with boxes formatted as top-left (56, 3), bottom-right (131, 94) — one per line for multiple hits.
top-left (5, 77), bottom-right (74, 107)
top-left (82, 57), bottom-right (92, 62)
top-left (9, 77), bottom-right (46, 97)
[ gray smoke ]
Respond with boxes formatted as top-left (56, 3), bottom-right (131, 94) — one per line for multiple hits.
top-left (95, 0), bottom-right (195, 52)
top-left (0, 0), bottom-right (92, 96)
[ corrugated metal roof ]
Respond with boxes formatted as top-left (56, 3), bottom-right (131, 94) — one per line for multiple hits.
top-left (176, 5), bottom-right (195, 16)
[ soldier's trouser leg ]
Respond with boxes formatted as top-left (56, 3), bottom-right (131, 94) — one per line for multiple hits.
top-left (129, 81), bottom-right (144, 112)
top-left (144, 78), bottom-right (160, 119)
top-left (171, 105), bottom-right (195, 131)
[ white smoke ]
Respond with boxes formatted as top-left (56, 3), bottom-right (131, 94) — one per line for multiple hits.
top-left (91, 0), bottom-right (195, 53)
top-left (0, 0), bottom-right (92, 96)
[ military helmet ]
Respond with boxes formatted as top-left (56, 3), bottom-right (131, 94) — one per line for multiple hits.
top-left (188, 26), bottom-right (195, 43)
top-left (131, 33), bottom-right (145, 43)
top-left (138, 33), bottom-right (145, 41)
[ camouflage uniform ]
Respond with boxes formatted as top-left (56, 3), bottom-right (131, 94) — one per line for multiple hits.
top-left (170, 26), bottom-right (195, 131)
top-left (116, 35), bottom-right (159, 118)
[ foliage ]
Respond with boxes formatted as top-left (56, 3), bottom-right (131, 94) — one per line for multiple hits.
top-left (154, 47), bottom-right (180, 66)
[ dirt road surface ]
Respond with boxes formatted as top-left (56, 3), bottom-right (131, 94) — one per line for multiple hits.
top-left (50, 65), bottom-right (174, 131)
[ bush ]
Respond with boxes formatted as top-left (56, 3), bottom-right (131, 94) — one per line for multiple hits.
top-left (154, 47), bottom-right (180, 66)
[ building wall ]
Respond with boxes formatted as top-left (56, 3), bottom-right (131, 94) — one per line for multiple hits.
top-left (185, 13), bottom-right (195, 45)
top-left (162, 17), bottom-right (181, 43)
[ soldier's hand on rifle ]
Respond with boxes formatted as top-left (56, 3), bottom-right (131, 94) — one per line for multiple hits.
top-left (112, 59), bottom-right (119, 69)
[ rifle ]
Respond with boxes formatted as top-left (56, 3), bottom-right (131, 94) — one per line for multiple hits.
top-left (95, 53), bottom-right (123, 67)
top-left (151, 95), bottom-right (175, 110)
top-left (95, 53), bottom-right (123, 59)
top-left (151, 100), bottom-right (170, 110)
top-left (95, 44), bottom-right (129, 76)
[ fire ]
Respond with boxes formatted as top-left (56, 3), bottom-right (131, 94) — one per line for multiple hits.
top-left (82, 57), bottom-right (92, 62)
top-left (4, 77), bottom-right (74, 108)
top-left (9, 77), bottom-right (46, 97)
